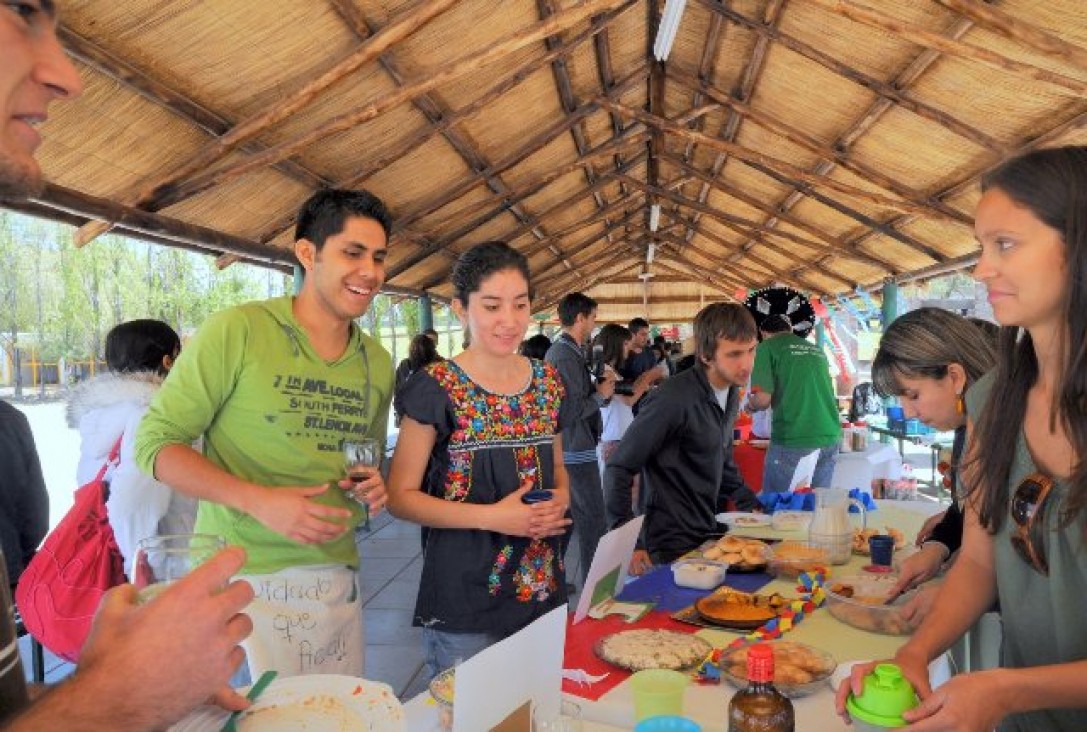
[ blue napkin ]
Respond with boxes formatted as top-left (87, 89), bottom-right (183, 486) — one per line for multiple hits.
top-left (757, 488), bottom-right (877, 514)
top-left (616, 564), bottom-right (773, 612)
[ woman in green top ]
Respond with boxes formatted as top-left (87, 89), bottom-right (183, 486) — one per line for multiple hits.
top-left (839, 145), bottom-right (1087, 731)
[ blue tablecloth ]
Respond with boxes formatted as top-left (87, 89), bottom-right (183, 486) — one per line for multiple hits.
top-left (616, 564), bottom-right (773, 612)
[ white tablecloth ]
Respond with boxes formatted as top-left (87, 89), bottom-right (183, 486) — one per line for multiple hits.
top-left (829, 443), bottom-right (903, 491)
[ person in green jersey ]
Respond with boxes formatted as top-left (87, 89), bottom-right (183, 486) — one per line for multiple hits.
top-left (747, 314), bottom-right (841, 492)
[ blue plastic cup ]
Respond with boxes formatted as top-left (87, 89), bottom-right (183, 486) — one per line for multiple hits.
top-left (869, 535), bottom-right (895, 566)
top-left (633, 716), bottom-right (702, 732)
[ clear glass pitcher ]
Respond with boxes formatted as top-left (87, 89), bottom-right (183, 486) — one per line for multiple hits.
top-left (808, 487), bottom-right (867, 564)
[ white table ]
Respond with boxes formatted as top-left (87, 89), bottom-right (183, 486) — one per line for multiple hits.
top-left (404, 502), bottom-right (948, 731)
top-left (830, 443), bottom-right (903, 491)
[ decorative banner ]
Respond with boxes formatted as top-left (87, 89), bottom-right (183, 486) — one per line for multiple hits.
top-left (812, 298), bottom-right (855, 380)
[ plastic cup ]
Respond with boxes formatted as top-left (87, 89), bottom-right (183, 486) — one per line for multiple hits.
top-left (869, 535), bottom-right (895, 567)
top-left (532, 700), bottom-right (582, 732)
top-left (630, 669), bottom-right (689, 721)
top-left (634, 716), bottom-right (702, 731)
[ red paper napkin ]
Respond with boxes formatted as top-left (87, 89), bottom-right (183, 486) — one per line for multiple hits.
top-left (562, 611), bottom-right (698, 701)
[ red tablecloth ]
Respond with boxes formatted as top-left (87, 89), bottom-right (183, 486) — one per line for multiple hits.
top-left (733, 442), bottom-right (765, 493)
top-left (561, 611), bottom-right (697, 701)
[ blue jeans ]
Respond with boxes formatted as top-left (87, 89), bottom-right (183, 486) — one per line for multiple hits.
top-left (763, 444), bottom-right (838, 493)
top-left (423, 627), bottom-right (503, 681)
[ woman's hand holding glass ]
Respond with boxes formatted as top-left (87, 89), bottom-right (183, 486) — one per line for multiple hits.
top-left (341, 438), bottom-right (388, 531)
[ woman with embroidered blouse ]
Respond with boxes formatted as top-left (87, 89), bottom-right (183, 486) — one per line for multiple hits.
top-left (386, 241), bottom-right (572, 680)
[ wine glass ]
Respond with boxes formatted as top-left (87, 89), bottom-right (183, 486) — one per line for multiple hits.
top-left (132, 533), bottom-right (226, 603)
top-left (343, 438), bottom-right (382, 531)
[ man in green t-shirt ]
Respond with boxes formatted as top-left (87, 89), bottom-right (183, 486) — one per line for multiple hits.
top-left (135, 189), bottom-right (395, 679)
top-left (748, 315), bottom-right (841, 492)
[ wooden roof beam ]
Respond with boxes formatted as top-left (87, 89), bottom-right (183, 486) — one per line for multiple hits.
top-left (659, 152), bottom-right (895, 271)
top-left (58, 27), bottom-right (332, 193)
top-left (592, 8), bottom-right (634, 196)
top-left (668, 69), bottom-right (974, 227)
top-left (252, 16), bottom-right (644, 247)
top-left (697, 0), bottom-right (1007, 154)
top-left (74, 0), bottom-right (461, 245)
top-left (163, 0), bottom-right (636, 210)
top-left (804, 0), bottom-right (1086, 95)
top-left (601, 100), bottom-right (936, 217)
top-left (935, 0), bottom-right (1087, 70)
top-left (528, 206), bottom-right (648, 282)
top-left (330, 1), bottom-right (567, 264)
top-left (678, 0), bottom-right (787, 250)
top-left (649, 228), bottom-right (773, 290)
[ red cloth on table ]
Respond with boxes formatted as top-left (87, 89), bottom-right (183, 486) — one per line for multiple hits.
top-left (562, 611), bottom-right (699, 701)
top-left (732, 442), bottom-right (765, 493)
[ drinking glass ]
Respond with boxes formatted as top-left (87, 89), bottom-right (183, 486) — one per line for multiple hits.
top-left (532, 700), bottom-right (582, 732)
top-left (132, 533), bottom-right (226, 603)
top-left (343, 438), bottom-right (382, 531)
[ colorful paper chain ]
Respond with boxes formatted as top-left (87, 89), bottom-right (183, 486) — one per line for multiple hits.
top-left (695, 568), bottom-right (829, 684)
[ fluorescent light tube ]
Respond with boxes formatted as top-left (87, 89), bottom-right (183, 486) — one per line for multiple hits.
top-left (647, 242), bottom-right (656, 264)
top-left (653, 0), bottom-right (688, 62)
top-left (649, 203), bottom-right (661, 232)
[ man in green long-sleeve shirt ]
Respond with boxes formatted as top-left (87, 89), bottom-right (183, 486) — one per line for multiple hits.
top-left (135, 189), bottom-right (394, 679)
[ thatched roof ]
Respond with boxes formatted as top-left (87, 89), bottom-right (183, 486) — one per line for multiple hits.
top-left (10, 0), bottom-right (1087, 323)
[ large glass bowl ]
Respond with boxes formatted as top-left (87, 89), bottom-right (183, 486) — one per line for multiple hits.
top-left (764, 541), bottom-right (829, 579)
top-left (825, 574), bottom-right (918, 636)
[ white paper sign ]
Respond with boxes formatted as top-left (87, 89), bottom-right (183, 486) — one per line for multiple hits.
top-left (453, 605), bottom-right (567, 732)
top-left (789, 449), bottom-right (821, 491)
top-left (573, 515), bottom-right (645, 624)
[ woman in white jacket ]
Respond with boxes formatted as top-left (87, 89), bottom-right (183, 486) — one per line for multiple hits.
top-left (66, 319), bottom-right (195, 577)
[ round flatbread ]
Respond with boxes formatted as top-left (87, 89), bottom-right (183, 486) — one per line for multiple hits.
top-left (594, 629), bottom-right (711, 672)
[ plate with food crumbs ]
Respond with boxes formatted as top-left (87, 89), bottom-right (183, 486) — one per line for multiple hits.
top-left (169, 675), bottom-right (404, 731)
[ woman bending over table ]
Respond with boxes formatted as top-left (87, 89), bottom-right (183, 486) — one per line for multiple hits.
top-left (871, 307), bottom-right (996, 623)
top-left (386, 242), bottom-right (571, 681)
top-left (839, 145), bottom-right (1087, 731)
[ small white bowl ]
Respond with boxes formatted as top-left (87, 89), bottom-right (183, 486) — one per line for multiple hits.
top-left (671, 558), bottom-right (729, 590)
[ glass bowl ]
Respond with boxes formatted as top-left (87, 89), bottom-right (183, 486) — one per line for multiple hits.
top-left (718, 641), bottom-right (835, 698)
top-left (764, 541), bottom-right (829, 579)
top-left (825, 575), bottom-right (918, 636)
top-left (428, 668), bottom-right (455, 732)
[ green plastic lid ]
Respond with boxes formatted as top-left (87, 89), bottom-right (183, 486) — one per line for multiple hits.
top-left (845, 663), bottom-right (918, 728)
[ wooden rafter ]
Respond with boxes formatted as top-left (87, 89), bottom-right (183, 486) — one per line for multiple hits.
top-left (157, 0), bottom-right (636, 210)
top-left (73, 0), bottom-right (461, 245)
top-left (804, 0), bottom-right (1086, 95)
top-left (58, 27), bottom-right (332, 193)
top-left (698, 0), bottom-right (1007, 153)
top-left (934, 0), bottom-right (1087, 71)
top-left (668, 68), bottom-right (974, 226)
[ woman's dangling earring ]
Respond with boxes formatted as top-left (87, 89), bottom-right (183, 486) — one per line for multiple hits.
top-left (956, 391), bottom-right (965, 415)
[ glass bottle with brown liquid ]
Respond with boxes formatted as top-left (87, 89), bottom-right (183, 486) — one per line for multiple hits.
top-left (727, 643), bottom-right (795, 732)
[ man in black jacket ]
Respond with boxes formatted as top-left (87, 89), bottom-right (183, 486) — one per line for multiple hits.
top-left (604, 303), bottom-right (760, 573)
top-left (0, 400), bottom-right (48, 593)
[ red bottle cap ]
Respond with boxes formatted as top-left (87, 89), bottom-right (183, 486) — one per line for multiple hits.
top-left (746, 643), bottom-right (774, 684)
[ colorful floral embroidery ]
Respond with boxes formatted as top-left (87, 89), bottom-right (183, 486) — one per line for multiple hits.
top-left (512, 540), bottom-right (557, 602)
top-left (489, 544), bottom-right (513, 596)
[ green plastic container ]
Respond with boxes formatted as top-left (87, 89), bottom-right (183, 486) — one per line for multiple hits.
top-left (845, 663), bottom-right (918, 730)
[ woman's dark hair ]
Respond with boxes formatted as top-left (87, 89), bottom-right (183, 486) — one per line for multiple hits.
top-left (968, 145), bottom-right (1087, 531)
top-left (294, 189), bottom-right (392, 254)
top-left (105, 319), bottom-right (181, 375)
top-left (871, 307), bottom-right (997, 399)
top-left (519, 333), bottom-right (552, 360)
top-left (450, 241), bottom-right (532, 306)
top-left (407, 333), bottom-right (442, 372)
top-left (593, 324), bottom-right (632, 368)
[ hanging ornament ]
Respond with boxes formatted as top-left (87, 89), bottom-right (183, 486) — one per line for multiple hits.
top-left (744, 286), bottom-right (816, 338)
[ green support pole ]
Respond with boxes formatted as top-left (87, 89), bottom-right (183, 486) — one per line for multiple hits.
top-left (293, 263), bottom-right (304, 295)
top-left (419, 293), bottom-right (434, 333)
top-left (815, 321), bottom-right (826, 349)
top-left (881, 277), bottom-right (899, 327)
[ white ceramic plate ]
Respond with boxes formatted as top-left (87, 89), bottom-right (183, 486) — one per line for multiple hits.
top-left (716, 511), bottom-right (771, 527)
top-left (170, 675), bottom-right (405, 732)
